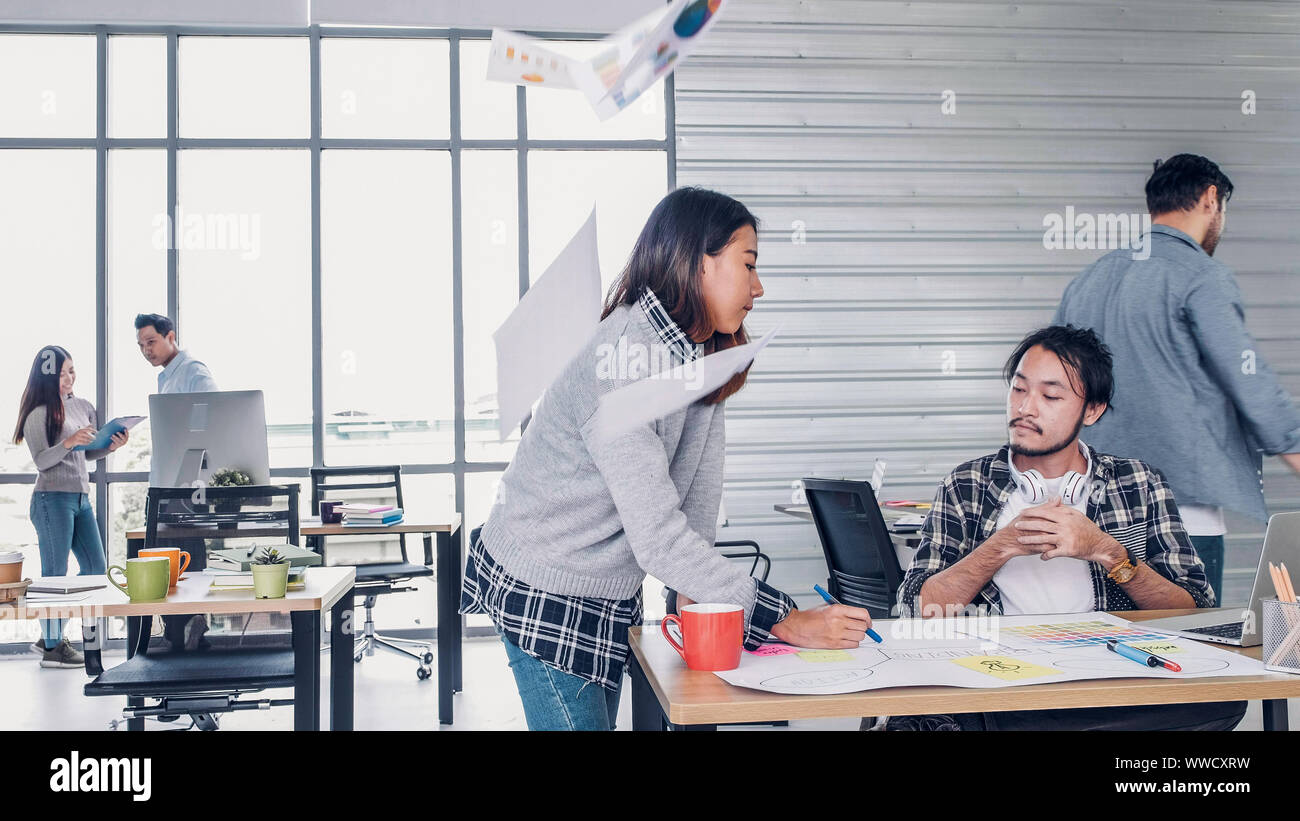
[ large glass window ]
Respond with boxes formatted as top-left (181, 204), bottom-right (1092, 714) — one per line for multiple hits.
top-left (321, 150), bottom-right (454, 465)
top-left (0, 150), bottom-right (97, 473)
top-left (0, 29), bottom-right (672, 644)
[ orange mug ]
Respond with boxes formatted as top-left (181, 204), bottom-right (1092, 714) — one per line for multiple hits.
top-left (138, 547), bottom-right (191, 588)
top-left (660, 603), bottom-right (744, 671)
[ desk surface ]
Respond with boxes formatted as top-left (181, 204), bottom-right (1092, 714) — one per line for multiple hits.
top-left (125, 513), bottom-right (462, 540)
top-left (0, 566), bottom-right (356, 620)
top-left (630, 609), bottom-right (1300, 726)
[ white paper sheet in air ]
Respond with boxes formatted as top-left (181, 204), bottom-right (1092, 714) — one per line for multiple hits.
top-left (714, 612), bottom-right (1267, 695)
top-left (586, 327), bottom-right (776, 445)
top-left (492, 209), bottom-right (602, 440)
top-left (486, 0), bottom-right (728, 120)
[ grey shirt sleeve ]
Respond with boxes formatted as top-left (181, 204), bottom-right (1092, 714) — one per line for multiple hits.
top-left (1185, 269), bottom-right (1300, 455)
top-left (23, 406), bottom-right (69, 472)
top-left (579, 414), bottom-right (760, 623)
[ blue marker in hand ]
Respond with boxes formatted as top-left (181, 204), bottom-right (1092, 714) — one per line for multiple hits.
top-left (813, 584), bottom-right (882, 643)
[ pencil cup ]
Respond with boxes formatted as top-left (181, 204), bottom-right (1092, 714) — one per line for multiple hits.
top-left (1262, 599), bottom-right (1300, 675)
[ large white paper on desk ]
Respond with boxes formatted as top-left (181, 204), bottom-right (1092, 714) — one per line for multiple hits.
top-left (493, 209), bottom-right (602, 440)
top-left (587, 327), bottom-right (776, 444)
top-left (715, 612), bottom-right (1266, 695)
top-left (487, 0), bottom-right (728, 120)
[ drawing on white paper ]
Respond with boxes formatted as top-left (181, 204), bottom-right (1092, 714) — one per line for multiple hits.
top-left (713, 613), bottom-right (1265, 696)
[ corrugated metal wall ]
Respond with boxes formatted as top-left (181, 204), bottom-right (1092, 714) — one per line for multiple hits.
top-left (675, 0), bottom-right (1300, 607)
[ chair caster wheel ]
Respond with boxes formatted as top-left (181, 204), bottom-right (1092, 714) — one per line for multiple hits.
top-left (354, 654), bottom-right (363, 663)
top-left (421, 652), bottom-right (434, 665)
top-left (416, 666), bottom-right (431, 681)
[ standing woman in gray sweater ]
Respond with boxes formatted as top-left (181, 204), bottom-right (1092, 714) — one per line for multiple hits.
top-left (13, 346), bottom-right (128, 668)
top-left (461, 187), bottom-right (871, 730)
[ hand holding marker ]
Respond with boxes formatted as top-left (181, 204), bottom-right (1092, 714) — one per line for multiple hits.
top-left (1106, 639), bottom-right (1181, 672)
top-left (813, 584), bottom-right (882, 643)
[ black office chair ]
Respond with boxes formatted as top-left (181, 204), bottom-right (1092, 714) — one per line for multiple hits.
top-left (309, 466), bottom-right (435, 680)
top-left (83, 485), bottom-right (302, 731)
top-left (802, 478), bottom-right (904, 620)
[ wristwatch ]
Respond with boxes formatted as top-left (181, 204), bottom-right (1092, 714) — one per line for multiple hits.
top-left (1107, 557), bottom-right (1138, 584)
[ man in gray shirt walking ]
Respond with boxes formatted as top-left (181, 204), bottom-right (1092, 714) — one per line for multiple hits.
top-left (1054, 154), bottom-right (1300, 603)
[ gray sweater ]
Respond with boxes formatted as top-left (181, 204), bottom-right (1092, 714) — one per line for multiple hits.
top-left (481, 303), bottom-right (761, 622)
top-left (22, 396), bottom-right (108, 493)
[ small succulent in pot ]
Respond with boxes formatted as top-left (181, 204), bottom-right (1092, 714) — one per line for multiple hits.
top-left (250, 547), bottom-right (291, 599)
top-left (252, 547), bottom-right (289, 565)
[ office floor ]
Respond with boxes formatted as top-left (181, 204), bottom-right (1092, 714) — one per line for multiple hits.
top-left (0, 637), bottom-right (1295, 731)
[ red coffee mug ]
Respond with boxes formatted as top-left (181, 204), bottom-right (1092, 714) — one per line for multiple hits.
top-left (660, 603), bottom-right (744, 671)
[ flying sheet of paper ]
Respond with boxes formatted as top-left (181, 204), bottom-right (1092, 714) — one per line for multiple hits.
top-left (493, 209), bottom-right (601, 440)
top-left (487, 0), bottom-right (728, 120)
top-left (486, 30), bottom-right (578, 88)
top-left (587, 327), bottom-right (776, 444)
top-left (576, 0), bottom-right (728, 120)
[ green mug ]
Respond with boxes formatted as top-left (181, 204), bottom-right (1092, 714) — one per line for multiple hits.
top-left (108, 557), bottom-right (171, 602)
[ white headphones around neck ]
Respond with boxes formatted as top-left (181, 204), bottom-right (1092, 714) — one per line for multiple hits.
top-left (1011, 445), bottom-right (1093, 506)
top-left (1014, 468), bottom-right (1088, 506)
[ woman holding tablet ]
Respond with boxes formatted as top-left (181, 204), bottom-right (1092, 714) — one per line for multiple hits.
top-left (12, 345), bottom-right (128, 668)
top-left (462, 188), bottom-right (872, 730)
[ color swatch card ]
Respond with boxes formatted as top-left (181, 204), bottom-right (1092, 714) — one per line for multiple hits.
top-left (999, 620), bottom-right (1172, 647)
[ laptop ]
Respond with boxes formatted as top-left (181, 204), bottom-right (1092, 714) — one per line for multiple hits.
top-left (1142, 511), bottom-right (1300, 647)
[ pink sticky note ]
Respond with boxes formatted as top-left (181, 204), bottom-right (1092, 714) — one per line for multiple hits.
top-left (747, 643), bottom-right (800, 657)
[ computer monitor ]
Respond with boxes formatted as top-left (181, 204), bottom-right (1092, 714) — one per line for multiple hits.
top-left (148, 390), bottom-right (271, 488)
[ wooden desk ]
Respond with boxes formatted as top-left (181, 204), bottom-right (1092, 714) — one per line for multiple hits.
top-left (126, 514), bottom-right (465, 725)
top-left (628, 609), bottom-right (1299, 731)
top-left (1, 567), bottom-right (355, 731)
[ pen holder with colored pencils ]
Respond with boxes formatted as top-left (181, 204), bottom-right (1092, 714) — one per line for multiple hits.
top-left (1262, 599), bottom-right (1300, 675)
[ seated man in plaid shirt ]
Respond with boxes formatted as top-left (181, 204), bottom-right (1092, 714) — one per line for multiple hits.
top-left (887, 325), bottom-right (1244, 731)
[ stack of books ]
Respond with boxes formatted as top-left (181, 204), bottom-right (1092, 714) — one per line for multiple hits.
top-left (210, 566), bottom-right (308, 592)
top-left (337, 503), bottom-right (404, 528)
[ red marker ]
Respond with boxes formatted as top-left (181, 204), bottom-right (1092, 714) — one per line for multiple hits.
top-left (1106, 639), bottom-right (1182, 672)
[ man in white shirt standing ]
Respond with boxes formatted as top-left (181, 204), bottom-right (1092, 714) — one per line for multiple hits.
top-left (135, 312), bottom-right (217, 651)
top-left (135, 313), bottom-right (218, 395)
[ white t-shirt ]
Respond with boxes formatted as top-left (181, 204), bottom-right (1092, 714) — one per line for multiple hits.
top-left (1178, 503), bottom-right (1226, 537)
top-left (993, 447), bottom-right (1096, 616)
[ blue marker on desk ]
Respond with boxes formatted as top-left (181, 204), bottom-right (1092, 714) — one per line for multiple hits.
top-left (813, 584), bottom-right (882, 643)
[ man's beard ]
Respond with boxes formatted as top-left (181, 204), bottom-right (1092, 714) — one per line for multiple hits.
top-left (1008, 409), bottom-right (1086, 458)
top-left (1201, 211), bottom-right (1223, 256)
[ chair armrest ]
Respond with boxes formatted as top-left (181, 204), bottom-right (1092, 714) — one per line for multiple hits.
top-left (423, 533), bottom-right (433, 566)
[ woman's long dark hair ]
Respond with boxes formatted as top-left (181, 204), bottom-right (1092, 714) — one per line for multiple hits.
top-left (13, 346), bottom-right (71, 447)
top-left (601, 187), bottom-right (760, 404)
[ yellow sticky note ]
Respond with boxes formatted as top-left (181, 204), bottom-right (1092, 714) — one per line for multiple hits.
top-left (1127, 641), bottom-right (1185, 655)
top-left (952, 655), bottom-right (1060, 681)
top-left (797, 650), bottom-right (853, 663)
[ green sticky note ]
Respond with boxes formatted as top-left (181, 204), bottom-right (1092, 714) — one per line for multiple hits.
top-left (797, 650), bottom-right (853, 663)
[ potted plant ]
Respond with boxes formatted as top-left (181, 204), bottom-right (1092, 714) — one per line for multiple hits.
top-left (250, 547), bottom-right (291, 599)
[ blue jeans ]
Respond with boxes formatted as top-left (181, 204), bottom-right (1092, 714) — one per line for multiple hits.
top-left (1190, 535), bottom-right (1225, 606)
top-left (30, 491), bottom-right (106, 648)
top-left (499, 631), bottom-right (622, 730)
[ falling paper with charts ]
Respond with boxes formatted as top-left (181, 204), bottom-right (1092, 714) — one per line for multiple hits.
top-left (714, 612), bottom-right (1265, 695)
top-left (487, 0), bottom-right (728, 120)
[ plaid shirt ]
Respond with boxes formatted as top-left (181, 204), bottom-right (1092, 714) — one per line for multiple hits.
top-left (898, 443), bottom-right (1215, 616)
top-left (461, 288), bottom-right (792, 690)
